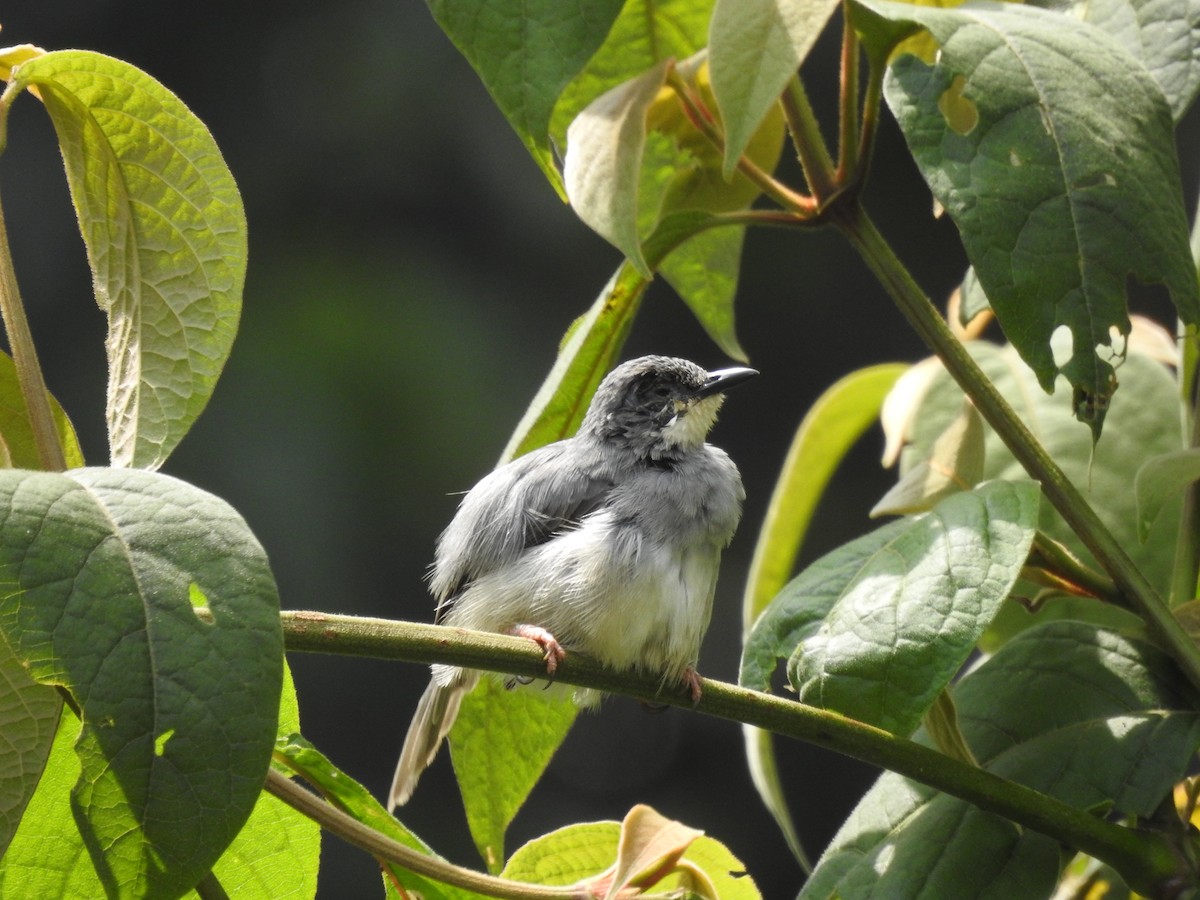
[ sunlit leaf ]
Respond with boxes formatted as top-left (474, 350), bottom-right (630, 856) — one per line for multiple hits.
top-left (12, 51), bottom-right (247, 469)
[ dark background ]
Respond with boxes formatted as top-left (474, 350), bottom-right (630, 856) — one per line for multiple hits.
top-left (2, 4), bottom-right (1192, 898)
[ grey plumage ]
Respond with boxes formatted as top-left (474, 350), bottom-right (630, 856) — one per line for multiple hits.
top-left (389, 355), bottom-right (755, 809)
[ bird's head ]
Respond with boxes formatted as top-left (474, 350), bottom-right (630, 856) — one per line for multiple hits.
top-left (580, 356), bottom-right (758, 460)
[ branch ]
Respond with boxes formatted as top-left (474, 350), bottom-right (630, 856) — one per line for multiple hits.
top-left (280, 610), bottom-right (1182, 895)
top-left (264, 768), bottom-right (573, 900)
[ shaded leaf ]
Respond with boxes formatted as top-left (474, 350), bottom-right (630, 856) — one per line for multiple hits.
top-left (0, 349), bottom-right (84, 469)
top-left (0, 638), bottom-right (60, 860)
top-left (801, 622), bottom-right (1200, 898)
top-left (450, 679), bottom-right (577, 872)
top-left (1072, 0), bottom-right (1200, 121)
top-left (426, 0), bottom-right (626, 198)
top-left (11, 51), bottom-right (247, 470)
top-left (867, 0), bottom-right (1199, 438)
top-left (899, 340), bottom-right (1183, 628)
top-left (744, 481), bottom-right (1040, 736)
top-left (740, 365), bottom-right (904, 871)
top-left (1134, 448), bottom-right (1200, 541)
top-left (871, 399), bottom-right (985, 516)
top-left (0, 468), bottom-right (281, 899)
top-left (549, 0), bottom-right (714, 152)
top-left (710, 0), bottom-right (841, 176)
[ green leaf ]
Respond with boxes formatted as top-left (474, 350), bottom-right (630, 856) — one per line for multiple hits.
top-left (0, 349), bottom-right (85, 469)
top-left (503, 814), bottom-right (761, 899)
top-left (0, 468), bottom-right (282, 899)
top-left (870, 399), bottom-right (985, 516)
top-left (565, 51), bottom-right (783, 352)
top-left (451, 678), bottom-right (578, 871)
top-left (709, 0), bottom-right (841, 177)
top-left (275, 734), bottom-right (478, 899)
top-left (869, 0), bottom-right (1199, 438)
top-left (202, 665), bottom-right (318, 900)
top-left (901, 340), bottom-right (1184, 617)
top-left (549, 0), bottom-right (715, 153)
top-left (566, 60), bottom-right (673, 275)
top-left (659, 225), bottom-right (748, 360)
top-left (426, 0), bottom-right (625, 199)
top-left (742, 363), bottom-right (908, 628)
top-left (1135, 448), bottom-right (1200, 542)
top-left (1, 663), bottom-right (313, 900)
top-left (957, 266), bottom-right (990, 326)
top-left (1072, 0), bottom-right (1200, 121)
top-left (647, 64), bottom-right (785, 360)
top-left (0, 637), bottom-right (61, 860)
top-left (801, 622), bottom-right (1200, 898)
top-left (11, 51), bottom-right (247, 470)
top-left (744, 481), bottom-right (1040, 736)
top-left (739, 364), bottom-right (905, 873)
top-left (0, 705), bottom-right (115, 897)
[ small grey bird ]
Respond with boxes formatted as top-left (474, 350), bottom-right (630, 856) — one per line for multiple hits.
top-left (388, 355), bottom-right (756, 809)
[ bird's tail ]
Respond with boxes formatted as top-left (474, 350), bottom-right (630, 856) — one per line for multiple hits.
top-left (389, 668), bottom-right (474, 809)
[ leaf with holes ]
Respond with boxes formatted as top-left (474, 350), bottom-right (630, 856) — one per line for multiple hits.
top-left (857, 0), bottom-right (1198, 439)
top-left (0, 468), bottom-right (281, 899)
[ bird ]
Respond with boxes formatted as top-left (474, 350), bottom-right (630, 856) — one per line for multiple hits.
top-left (388, 355), bottom-right (757, 809)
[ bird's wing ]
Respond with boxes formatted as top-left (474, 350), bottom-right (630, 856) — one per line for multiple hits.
top-left (431, 443), bottom-right (615, 622)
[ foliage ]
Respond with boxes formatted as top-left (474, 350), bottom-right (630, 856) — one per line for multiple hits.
top-left (1, 0), bottom-right (1199, 898)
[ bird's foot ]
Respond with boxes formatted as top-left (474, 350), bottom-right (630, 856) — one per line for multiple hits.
top-left (508, 624), bottom-right (566, 676)
top-left (682, 666), bottom-right (703, 704)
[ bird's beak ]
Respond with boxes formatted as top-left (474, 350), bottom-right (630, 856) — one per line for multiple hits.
top-left (695, 366), bottom-right (759, 399)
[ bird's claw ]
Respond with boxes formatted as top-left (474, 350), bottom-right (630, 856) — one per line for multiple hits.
top-left (682, 666), bottom-right (702, 704)
top-left (508, 623), bottom-right (566, 676)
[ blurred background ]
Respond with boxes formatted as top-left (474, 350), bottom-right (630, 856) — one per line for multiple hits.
top-left (1, 3), bottom-right (1194, 897)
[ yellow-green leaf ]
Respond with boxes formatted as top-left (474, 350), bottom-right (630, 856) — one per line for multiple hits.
top-left (11, 51), bottom-right (246, 470)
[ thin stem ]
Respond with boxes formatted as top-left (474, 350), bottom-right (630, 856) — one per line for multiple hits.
top-left (853, 49), bottom-right (888, 188)
top-left (1169, 402), bottom-right (1200, 604)
top-left (0, 83), bottom-right (66, 472)
top-left (665, 69), bottom-right (816, 215)
top-left (836, 6), bottom-right (861, 182)
top-left (780, 76), bottom-right (837, 202)
top-left (1026, 532), bottom-right (1125, 608)
top-left (831, 200), bottom-right (1200, 697)
top-left (277, 610), bottom-right (1186, 895)
top-left (1172, 209), bottom-right (1200, 604)
top-left (264, 769), bottom-right (575, 900)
